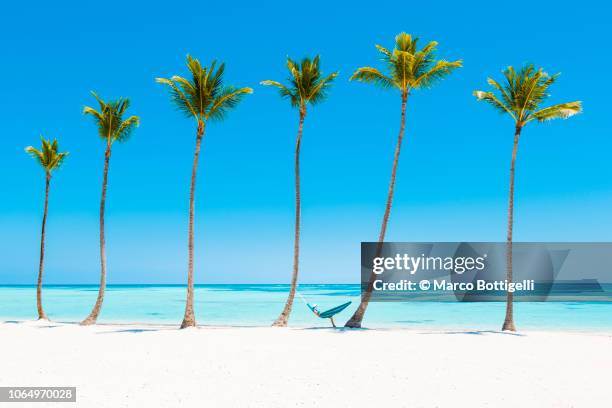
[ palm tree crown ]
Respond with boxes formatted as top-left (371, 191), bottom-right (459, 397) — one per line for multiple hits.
top-left (350, 32), bottom-right (462, 93)
top-left (156, 55), bottom-right (253, 122)
top-left (83, 92), bottom-right (140, 142)
top-left (25, 138), bottom-right (69, 174)
top-left (261, 55), bottom-right (338, 109)
top-left (473, 65), bottom-right (582, 125)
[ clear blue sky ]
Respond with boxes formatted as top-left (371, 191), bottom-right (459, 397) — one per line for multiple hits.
top-left (1, 0), bottom-right (610, 284)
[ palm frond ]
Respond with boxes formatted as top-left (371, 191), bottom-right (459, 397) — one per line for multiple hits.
top-left (25, 145), bottom-right (44, 166)
top-left (350, 67), bottom-right (394, 89)
top-left (420, 41), bottom-right (438, 55)
top-left (307, 72), bottom-right (338, 105)
top-left (414, 59), bottom-right (462, 88)
top-left (473, 90), bottom-right (516, 120)
top-left (486, 78), bottom-right (513, 108)
top-left (156, 77), bottom-right (196, 118)
top-left (208, 87), bottom-right (254, 121)
top-left (91, 91), bottom-right (106, 112)
top-left (261, 80), bottom-right (299, 107)
top-left (375, 44), bottom-right (392, 58)
top-left (50, 151), bottom-right (69, 170)
top-left (82, 106), bottom-right (104, 121)
top-left (115, 115), bottom-right (140, 142)
top-left (83, 104), bottom-right (110, 139)
top-left (117, 98), bottom-right (130, 116)
top-left (528, 101), bottom-right (582, 122)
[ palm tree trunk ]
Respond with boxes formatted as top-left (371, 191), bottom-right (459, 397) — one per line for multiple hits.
top-left (502, 125), bottom-right (522, 332)
top-left (273, 106), bottom-right (306, 327)
top-left (181, 121), bottom-right (205, 329)
top-left (36, 173), bottom-right (51, 320)
top-left (345, 92), bottom-right (409, 328)
top-left (81, 139), bottom-right (112, 325)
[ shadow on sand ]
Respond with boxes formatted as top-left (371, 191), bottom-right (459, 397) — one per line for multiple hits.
top-left (96, 328), bottom-right (161, 335)
top-left (418, 330), bottom-right (525, 336)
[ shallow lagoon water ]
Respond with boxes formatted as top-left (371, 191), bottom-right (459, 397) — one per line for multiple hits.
top-left (1, 284), bottom-right (611, 331)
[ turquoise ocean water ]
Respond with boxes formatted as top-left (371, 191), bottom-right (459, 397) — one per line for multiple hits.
top-left (1, 284), bottom-right (611, 331)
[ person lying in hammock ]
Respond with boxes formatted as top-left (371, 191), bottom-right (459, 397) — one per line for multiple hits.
top-left (310, 304), bottom-right (321, 316)
top-left (306, 301), bottom-right (352, 328)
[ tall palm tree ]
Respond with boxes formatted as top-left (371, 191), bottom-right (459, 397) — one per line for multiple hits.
top-left (261, 56), bottom-right (338, 327)
top-left (25, 138), bottom-right (68, 320)
top-left (345, 33), bottom-right (462, 328)
top-left (474, 65), bottom-right (581, 331)
top-left (81, 93), bottom-right (139, 325)
top-left (157, 55), bottom-right (252, 329)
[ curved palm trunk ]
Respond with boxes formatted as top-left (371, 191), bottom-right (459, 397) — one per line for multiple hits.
top-left (502, 125), bottom-right (522, 332)
top-left (273, 107), bottom-right (306, 327)
top-left (81, 139), bottom-right (112, 325)
top-left (345, 92), bottom-right (408, 328)
top-left (36, 173), bottom-right (51, 320)
top-left (181, 121), bottom-right (205, 329)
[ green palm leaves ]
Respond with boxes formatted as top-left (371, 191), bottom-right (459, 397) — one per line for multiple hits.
top-left (261, 56), bottom-right (338, 110)
top-left (25, 138), bottom-right (69, 174)
top-left (83, 92), bottom-right (140, 143)
top-left (156, 55), bottom-right (253, 122)
top-left (473, 65), bottom-right (582, 125)
top-left (351, 32), bottom-right (462, 93)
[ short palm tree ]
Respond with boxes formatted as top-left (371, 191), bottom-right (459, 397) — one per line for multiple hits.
top-left (157, 55), bottom-right (253, 329)
top-left (81, 93), bottom-right (139, 326)
top-left (25, 138), bottom-right (68, 320)
top-left (261, 56), bottom-right (338, 327)
top-left (345, 33), bottom-right (462, 328)
top-left (474, 64), bottom-right (582, 331)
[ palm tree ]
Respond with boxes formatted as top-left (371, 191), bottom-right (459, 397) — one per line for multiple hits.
top-left (157, 55), bottom-right (252, 329)
top-left (474, 65), bottom-right (582, 331)
top-left (25, 138), bottom-right (69, 320)
top-left (81, 93), bottom-right (139, 326)
top-left (345, 33), bottom-right (462, 328)
top-left (261, 56), bottom-right (338, 327)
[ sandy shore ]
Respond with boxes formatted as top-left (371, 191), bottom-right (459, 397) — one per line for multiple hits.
top-left (0, 321), bottom-right (610, 407)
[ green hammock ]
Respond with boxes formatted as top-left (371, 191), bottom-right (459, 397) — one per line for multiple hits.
top-left (306, 301), bottom-right (352, 327)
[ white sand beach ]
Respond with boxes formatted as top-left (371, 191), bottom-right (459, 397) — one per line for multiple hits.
top-left (1, 321), bottom-right (610, 407)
